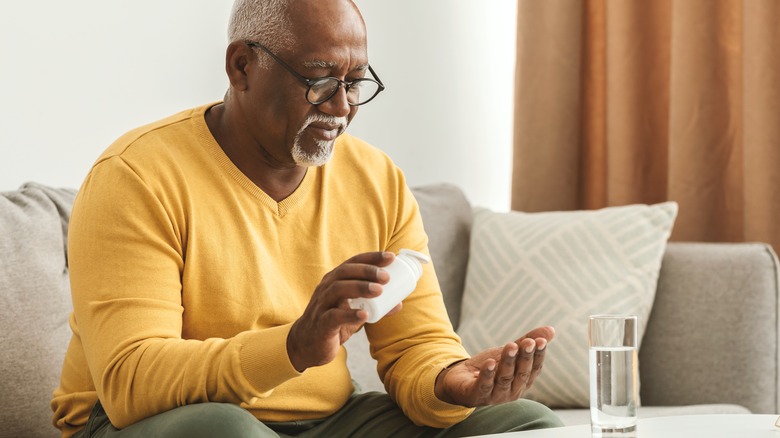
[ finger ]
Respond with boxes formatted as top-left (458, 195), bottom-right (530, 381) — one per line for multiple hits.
top-left (475, 359), bottom-right (497, 405)
top-left (526, 338), bottom-right (548, 388)
top-left (342, 251), bottom-right (395, 268)
top-left (493, 343), bottom-right (519, 394)
top-left (522, 326), bottom-right (556, 342)
top-left (322, 305), bottom-right (371, 331)
top-left (329, 263), bottom-right (391, 284)
top-left (317, 280), bottom-right (382, 311)
top-left (512, 338), bottom-right (535, 395)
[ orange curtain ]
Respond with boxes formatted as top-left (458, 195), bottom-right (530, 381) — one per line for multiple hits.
top-left (512, 0), bottom-right (780, 254)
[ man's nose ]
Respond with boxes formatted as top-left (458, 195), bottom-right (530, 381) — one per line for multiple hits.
top-left (317, 86), bottom-right (351, 118)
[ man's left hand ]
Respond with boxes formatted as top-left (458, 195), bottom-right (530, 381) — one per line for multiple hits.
top-left (434, 326), bottom-right (555, 407)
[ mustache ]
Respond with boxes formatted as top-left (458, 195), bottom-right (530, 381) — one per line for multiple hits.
top-left (301, 113), bottom-right (348, 133)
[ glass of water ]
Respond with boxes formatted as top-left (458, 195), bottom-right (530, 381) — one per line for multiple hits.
top-left (588, 315), bottom-right (638, 437)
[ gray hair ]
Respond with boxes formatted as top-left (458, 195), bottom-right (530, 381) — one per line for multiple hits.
top-left (228, 0), bottom-right (295, 67)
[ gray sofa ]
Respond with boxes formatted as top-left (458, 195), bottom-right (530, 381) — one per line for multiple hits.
top-left (1, 182), bottom-right (778, 437)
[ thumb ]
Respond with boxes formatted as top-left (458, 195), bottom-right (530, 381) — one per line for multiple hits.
top-left (521, 326), bottom-right (555, 342)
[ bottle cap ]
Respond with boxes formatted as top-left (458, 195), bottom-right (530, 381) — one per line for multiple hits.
top-left (398, 249), bottom-right (430, 278)
top-left (398, 249), bottom-right (430, 264)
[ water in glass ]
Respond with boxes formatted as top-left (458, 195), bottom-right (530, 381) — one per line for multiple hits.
top-left (589, 346), bottom-right (638, 434)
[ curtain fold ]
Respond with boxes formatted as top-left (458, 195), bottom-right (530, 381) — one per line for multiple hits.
top-left (513, 0), bottom-right (583, 211)
top-left (513, 0), bottom-right (780, 254)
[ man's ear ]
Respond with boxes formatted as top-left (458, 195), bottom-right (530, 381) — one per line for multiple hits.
top-left (225, 41), bottom-right (252, 91)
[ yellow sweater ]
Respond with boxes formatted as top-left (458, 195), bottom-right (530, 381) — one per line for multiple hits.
top-left (51, 104), bottom-right (473, 437)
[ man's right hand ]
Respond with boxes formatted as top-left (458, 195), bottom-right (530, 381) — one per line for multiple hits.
top-left (286, 251), bottom-right (397, 372)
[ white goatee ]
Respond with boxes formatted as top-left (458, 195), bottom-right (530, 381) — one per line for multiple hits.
top-left (291, 114), bottom-right (347, 167)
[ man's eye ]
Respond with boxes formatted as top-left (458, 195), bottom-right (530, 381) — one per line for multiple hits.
top-left (311, 79), bottom-right (338, 93)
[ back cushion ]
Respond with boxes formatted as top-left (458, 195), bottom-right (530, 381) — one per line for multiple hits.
top-left (640, 242), bottom-right (780, 413)
top-left (412, 183), bottom-right (472, 329)
top-left (0, 183), bottom-right (77, 438)
top-left (345, 183), bottom-right (472, 393)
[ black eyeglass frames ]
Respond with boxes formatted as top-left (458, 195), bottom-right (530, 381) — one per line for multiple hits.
top-left (246, 41), bottom-right (385, 106)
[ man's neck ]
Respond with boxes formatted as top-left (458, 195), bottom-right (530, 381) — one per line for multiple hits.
top-left (205, 101), bottom-right (307, 203)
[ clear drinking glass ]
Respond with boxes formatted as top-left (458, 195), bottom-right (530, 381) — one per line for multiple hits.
top-left (588, 315), bottom-right (639, 437)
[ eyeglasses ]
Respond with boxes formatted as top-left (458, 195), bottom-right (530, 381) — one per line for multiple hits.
top-left (246, 41), bottom-right (385, 106)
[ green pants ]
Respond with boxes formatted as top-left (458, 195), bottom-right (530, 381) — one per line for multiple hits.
top-left (75, 392), bottom-right (563, 438)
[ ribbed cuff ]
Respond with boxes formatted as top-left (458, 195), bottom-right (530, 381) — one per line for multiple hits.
top-left (416, 362), bottom-right (474, 428)
top-left (238, 324), bottom-right (302, 396)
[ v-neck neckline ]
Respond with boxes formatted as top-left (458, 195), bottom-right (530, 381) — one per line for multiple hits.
top-left (194, 103), bottom-right (317, 218)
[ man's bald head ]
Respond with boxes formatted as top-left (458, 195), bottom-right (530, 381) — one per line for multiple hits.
top-left (228, 0), bottom-right (365, 69)
top-left (228, 0), bottom-right (295, 61)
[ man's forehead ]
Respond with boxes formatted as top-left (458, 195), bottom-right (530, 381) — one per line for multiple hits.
top-left (302, 59), bottom-right (369, 71)
top-left (283, 0), bottom-right (368, 72)
top-left (286, 0), bottom-right (367, 48)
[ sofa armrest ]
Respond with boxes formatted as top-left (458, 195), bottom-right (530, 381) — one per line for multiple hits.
top-left (639, 242), bottom-right (780, 413)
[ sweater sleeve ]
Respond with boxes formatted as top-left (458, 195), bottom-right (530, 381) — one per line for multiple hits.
top-left (365, 177), bottom-right (475, 427)
top-left (68, 157), bottom-right (301, 428)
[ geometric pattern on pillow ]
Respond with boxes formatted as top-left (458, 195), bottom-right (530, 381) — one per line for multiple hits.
top-left (457, 202), bottom-right (677, 408)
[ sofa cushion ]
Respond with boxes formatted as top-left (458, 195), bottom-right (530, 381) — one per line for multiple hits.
top-left (411, 183), bottom-right (472, 329)
top-left (640, 242), bottom-right (780, 414)
top-left (345, 183), bottom-right (473, 393)
top-left (458, 202), bottom-right (677, 408)
top-left (0, 183), bottom-right (77, 438)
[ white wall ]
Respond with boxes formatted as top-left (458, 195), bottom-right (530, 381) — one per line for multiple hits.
top-left (352, 1), bottom-right (517, 211)
top-left (0, 1), bottom-right (233, 190)
top-left (0, 1), bottom-right (517, 211)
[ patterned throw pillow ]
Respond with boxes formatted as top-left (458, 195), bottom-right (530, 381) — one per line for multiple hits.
top-left (457, 202), bottom-right (678, 408)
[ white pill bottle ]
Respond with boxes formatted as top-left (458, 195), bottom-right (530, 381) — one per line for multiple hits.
top-left (349, 249), bottom-right (431, 323)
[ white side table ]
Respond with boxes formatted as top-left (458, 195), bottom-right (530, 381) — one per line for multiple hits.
top-left (471, 414), bottom-right (780, 438)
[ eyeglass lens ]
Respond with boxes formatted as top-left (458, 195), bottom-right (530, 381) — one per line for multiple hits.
top-left (307, 78), bottom-right (381, 105)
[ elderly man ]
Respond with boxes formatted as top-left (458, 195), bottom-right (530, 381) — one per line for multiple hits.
top-left (51, 0), bottom-right (563, 436)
